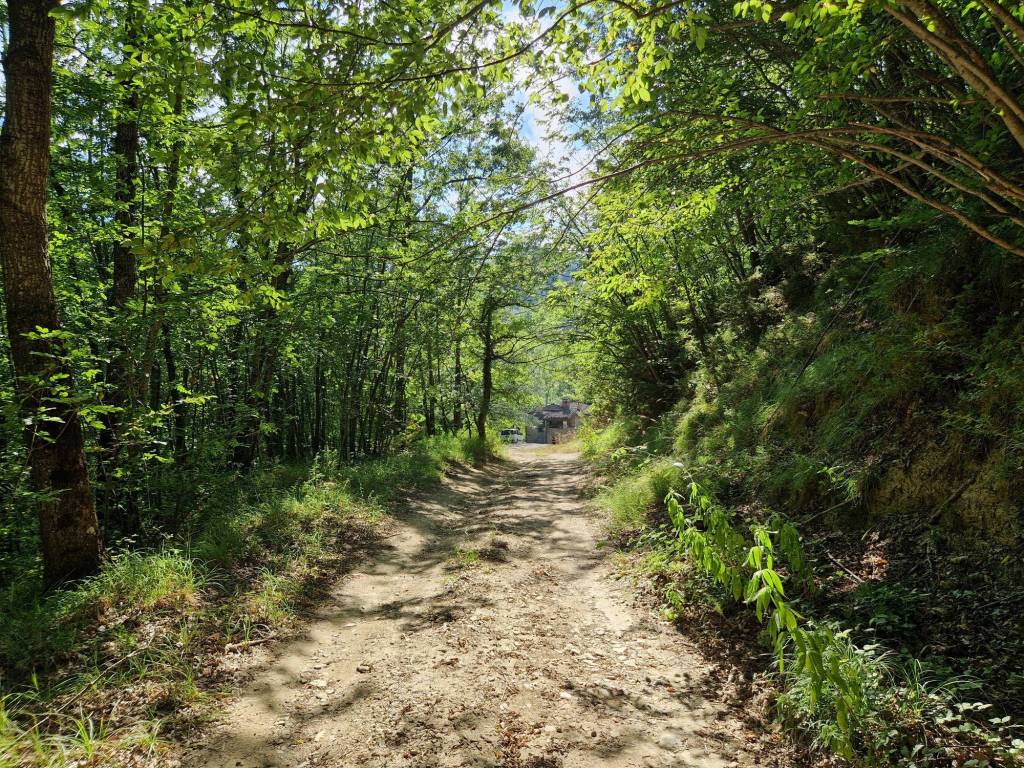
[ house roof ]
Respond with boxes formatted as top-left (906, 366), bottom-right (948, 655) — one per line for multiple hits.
top-left (529, 401), bottom-right (589, 420)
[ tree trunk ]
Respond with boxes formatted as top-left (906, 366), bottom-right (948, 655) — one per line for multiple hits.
top-left (452, 335), bottom-right (464, 433)
top-left (424, 338), bottom-right (436, 436)
top-left (158, 78), bottom-right (188, 468)
top-left (680, 275), bottom-right (721, 389)
top-left (392, 341), bottom-right (407, 440)
top-left (0, 0), bottom-right (102, 585)
top-left (312, 354), bottom-right (324, 456)
top-left (99, 0), bottom-right (142, 527)
top-left (287, 375), bottom-right (300, 460)
top-left (111, 74), bottom-right (140, 311)
top-left (475, 298), bottom-right (494, 441)
top-left (162, 322), bottom-right (188, 465)
top-left (233, 242), bottom-right (292, 467)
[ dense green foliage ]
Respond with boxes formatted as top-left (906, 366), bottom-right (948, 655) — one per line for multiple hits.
top-left (0, 0), bottom-right (558, 580)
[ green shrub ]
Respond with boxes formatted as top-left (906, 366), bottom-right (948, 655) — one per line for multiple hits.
top-left (457, 432), bottom-right (503, 465)
top-left (673, 391), bottom-right (720, 457)
top-left (578, 416), bottom-right (641, 462)
top-left (777, 642), bottom-right (1022, 766)
top-left (596, 458), bottom-right (684, 535)
top-left (336, 436), bottom-right (461, 498)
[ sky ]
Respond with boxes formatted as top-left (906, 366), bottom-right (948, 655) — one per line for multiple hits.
top-left (501, 1), bottom-right (586, 171)
top-left (517, 76), bottom-right (583, 168)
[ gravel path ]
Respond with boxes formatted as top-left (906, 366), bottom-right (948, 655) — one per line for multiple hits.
top-left (188, 445), bottom-right (761, 768)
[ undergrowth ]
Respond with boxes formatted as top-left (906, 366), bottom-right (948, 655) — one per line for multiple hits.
top-left (587, 419), bottom-right (1024, 767)
top-left (457, 432), bottom-right (506, 465)
top-left (0, 434), bottom-right (475, 767)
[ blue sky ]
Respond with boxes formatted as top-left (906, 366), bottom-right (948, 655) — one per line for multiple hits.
top-left (500, 0), bottom-right (585, 170)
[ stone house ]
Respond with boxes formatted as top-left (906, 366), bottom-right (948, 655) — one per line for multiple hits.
top-left (526, 399), bottom-right (589, 444)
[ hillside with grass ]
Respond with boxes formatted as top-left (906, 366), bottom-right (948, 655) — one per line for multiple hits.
top-left (569, 157), bottom-right (1024, 767)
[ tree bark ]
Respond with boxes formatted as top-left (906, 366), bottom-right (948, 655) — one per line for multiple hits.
top-left (99, 0), bottom-right (142, 526)
top-left (0, 0), bottom-right (102, 585)
top-left (233, 241), bottom-right (292, 467)
top-left (424, 336), bottom-right (437, 436)
top-left (475, 297), bottom-right (495, 441)
top-left (161, 321), bottom-right (188, 465)
top-left (156, 78), bottom-right (188, 468)
top-left (452, 334), bottom-right (464, 433)
top-left (312, 354), bottom-right (324, 455)
top-left (887, 0), bottom-right (1024, 153)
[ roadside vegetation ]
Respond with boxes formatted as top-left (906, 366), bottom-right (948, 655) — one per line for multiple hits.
top-left (0, 436), bottom-right (485, 766)
top-left (582, 413), bottom-right (1024, 766)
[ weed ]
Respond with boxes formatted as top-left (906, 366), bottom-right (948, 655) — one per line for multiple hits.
top-left (595, 459), bottom-right (684, 535)
top-left (449, 546), bottom-right (481, 569)
top-left (457, 433), bottom-right (504, 465)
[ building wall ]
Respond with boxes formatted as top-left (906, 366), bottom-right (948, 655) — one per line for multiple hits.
top-left (526, 407), bottom-right (587, 443)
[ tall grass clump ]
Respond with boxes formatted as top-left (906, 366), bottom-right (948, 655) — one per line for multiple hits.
top-left (339, 434), bottom-right (468, 497)
top-left (595, 458), bottom-right (684, 535)
top-left (0, 550), bottom-right (207, 681)
top-left (578, 416), bottom-right (641, 464)
top-left (456, 431), bottom-right (504, 465)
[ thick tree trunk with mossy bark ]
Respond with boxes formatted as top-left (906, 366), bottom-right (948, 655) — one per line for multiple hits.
top-left (0, 0), bottom-right (102, 585)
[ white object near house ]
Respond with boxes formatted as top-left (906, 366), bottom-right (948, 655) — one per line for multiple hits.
top-left (500, 428), bottom-right (524, 444)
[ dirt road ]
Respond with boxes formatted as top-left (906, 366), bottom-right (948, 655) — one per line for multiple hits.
top-left (189, 446), bottom-right (760, 768)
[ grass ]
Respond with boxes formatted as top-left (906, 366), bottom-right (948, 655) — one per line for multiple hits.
top-left (528, 439), bottom-right (582, 456)
top-left (456, 432), bottom-right (505, 465)
top-left (0, 434), bottom-right (474, 767)
top-left (579, 416), bottom-right (636, 458)
top-left (594, 458), bottom-right (684, 536)
top-left (617, 518), bottom-right (1024, 766)
top-left (448, 545), bottom-right (482, 569)
top-left (583, 417), bottom-right (1024, 768)
top-left (446, 531), bottom-right (511, 571)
